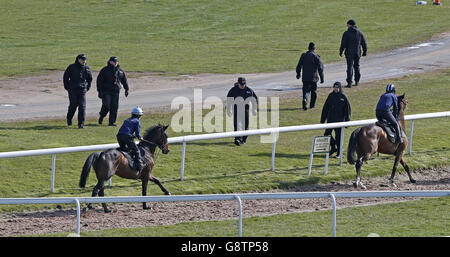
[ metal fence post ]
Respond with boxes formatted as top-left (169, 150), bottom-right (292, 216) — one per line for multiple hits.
top-left (408, 120), bottom-right (414, 155)
top-left (181, 140), bottom-right (186, 181)
top-left (308, 137), bottom-right (315, 176)
top-left (271, 133), bottom-right (276, 171)
top-left (74, 198), bottom-right (81, 237)
top-left (235, 195), bottom-right (243, 237)
top-left (339, 128), bottom-right (344, 166)
top-left (329, 193), bottom-right (336, 237)
top-left (51, 154), bottom-right (56, 193)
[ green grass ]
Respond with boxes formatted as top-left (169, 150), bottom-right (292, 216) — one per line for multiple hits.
top-left (0, 69), bottom-right (448, 214)
top-left (1, 0), bottom-right (449, 77)
top-left (38, 197), bottom-right (449, 237)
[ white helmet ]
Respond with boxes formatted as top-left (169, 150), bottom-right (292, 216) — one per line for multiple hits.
top-left (131, 106), bottom-right (143, 116)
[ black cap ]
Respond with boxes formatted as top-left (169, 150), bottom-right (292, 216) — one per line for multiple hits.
top-left (333, 81), bottom-right (342, 88)
top-left (308, 42), bottom-right (315, 50)
top-left (77, 54), bottom-right (87, 60)
top-left (109, 56), bottom-right (118, 63)
top-left (238, 77), bottom-right (246, 85)
top-left (347, 19), bottom-right (356, 26)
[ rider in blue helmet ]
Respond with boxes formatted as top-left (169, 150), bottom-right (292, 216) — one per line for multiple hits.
top-left (375, 84), bottom-right (403, 143)
top-left (117, 106), bottom-right (144, 172)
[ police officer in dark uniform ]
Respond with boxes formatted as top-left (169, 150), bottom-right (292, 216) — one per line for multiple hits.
top-left (320, 82), bottom-right (351, 157)
top-left (97, 56), bottom-right (129, 126)
top-left (376, 84), bottom-right (403, 143)
top-left (339, 19), bottom-right (367, 88)
top-left (226, 77), bottom-right (258, 146)
top-left (296, 42), bottom-right (324, 110)
top-left (63, 54), bottom-right (93, 128)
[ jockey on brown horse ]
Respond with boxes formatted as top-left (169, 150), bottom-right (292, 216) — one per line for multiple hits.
top-left (347, 84), bottom-right (416, 189)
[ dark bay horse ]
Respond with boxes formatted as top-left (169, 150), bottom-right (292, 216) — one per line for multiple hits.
top-left (347, 94), bottom-right (416, 189)
top-left (79, 124), bottom-right (170, 212)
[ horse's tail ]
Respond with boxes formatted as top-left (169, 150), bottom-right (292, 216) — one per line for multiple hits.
top-left (347, 127), bottom-right (362, 165)
top-left (79, 152), bottom-right (101, 188)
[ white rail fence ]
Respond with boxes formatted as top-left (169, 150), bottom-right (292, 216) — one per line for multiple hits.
top-left (0, 111), bottom-right (448, 192)
top-left (0, 190), bottom-right (448, 237)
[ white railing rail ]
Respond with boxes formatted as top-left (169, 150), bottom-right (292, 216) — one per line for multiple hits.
top-left (0, 111), bottom-right (448, 191)
top-left (0, 190), bottom-right (448, 237)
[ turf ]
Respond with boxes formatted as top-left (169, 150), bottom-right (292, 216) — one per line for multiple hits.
top-left (0, 69), bottom-right (448, 214)
top-left (1, 0), bottom-right (449, 77)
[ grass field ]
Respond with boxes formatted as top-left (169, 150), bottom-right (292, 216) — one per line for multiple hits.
top-left (37, 197), bottom-right (449, 237)
top-left (0, 69), bottom-right (448, 214)
top-left (1, 0), bottom-right (449, 77)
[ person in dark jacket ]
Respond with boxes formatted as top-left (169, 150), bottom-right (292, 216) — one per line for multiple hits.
top-left (376, 83), bottom-right (403, 143)
top-left (117, 106), bottom-right (144, 172)
top-left (63, 54), bottom-right (93, 128)
top-left (320, 82), bottom-right (351, 157)
top-left (339, 19), bottom-right (367, 88)
top-left (226, 77), bottom-right (258, 146)
top-left (97, 56), bottom-right (129, 126)
top-left (296, 42), bottom-right (324, 110)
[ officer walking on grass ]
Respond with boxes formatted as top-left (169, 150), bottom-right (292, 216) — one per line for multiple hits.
top-left (97, 56), bottom-right (130, 126)
top-left (320, 82), bottom-right (351, 158)
top-left (63, 54), bottom-right (93, 129)
top-left (296, 42), bottom-right (324, 110)
top-left (339, 19), bottom-right (367, 88)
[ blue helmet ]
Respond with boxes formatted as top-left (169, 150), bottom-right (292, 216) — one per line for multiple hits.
top-left (386, 83), bottom-right (395, 93)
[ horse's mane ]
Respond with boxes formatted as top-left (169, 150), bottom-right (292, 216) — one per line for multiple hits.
top-left (143, 123), bottom-right (165, 142)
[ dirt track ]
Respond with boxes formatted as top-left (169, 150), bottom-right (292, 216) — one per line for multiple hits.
top-left (0, 166), bottom-right (448, 237)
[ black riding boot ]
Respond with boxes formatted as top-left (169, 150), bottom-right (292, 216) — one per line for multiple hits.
top-left (394, 124), bottom-right (404, 144)
top-left (131, 151), bottom-right (144, 172)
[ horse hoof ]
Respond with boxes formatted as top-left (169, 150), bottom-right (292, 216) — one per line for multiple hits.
top-left (165, 192), bottom-right (171, 196)
top-left (410, 179), bottom-right (416, 184)
top-left (104, 209), bottom-right (112, 213)
top-left (143, 206), bottom-right (153, 210)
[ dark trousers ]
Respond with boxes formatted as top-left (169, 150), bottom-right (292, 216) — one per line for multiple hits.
top-left (117, 134), bottom-right (142, 169)
top-left (324, 127), bottom-right (342, 155)
top-left (233, 106), bottom-right (250, 143)
top-left (302, 81), bottom-right (317, 109)
top-left (67, 90), bottom-right (86, 126)
top-left (376, 110), bottom-right (402, 141)
top-left (346, 55), bottom-right (361, 85)
top-left (99, 92), bottom-right (120, 125)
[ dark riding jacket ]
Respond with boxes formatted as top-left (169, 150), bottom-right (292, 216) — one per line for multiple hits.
top-left (376, 93), bottom-right (399, 118)
top-left (296, 50), bottom-right (324, 83)
top-left (117, 117), bottom-right (142, 140)
top-left (340, 25), bottom-right (367, 57)
top-left (321, 86), bottom-right (351, 123)
top-left (97, 64), bottom-right (129, 94)
top-left (63, 61), bottom-right (92, 93)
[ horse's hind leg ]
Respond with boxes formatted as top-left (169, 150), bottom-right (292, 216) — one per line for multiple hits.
top-left (87, 180), bottom-right (103, 210)
top-left (400, 158), bottom-right (416, 184)
top-left (354, 153), bottom-right (370, 189)
top-left (150, 176), bottom-right (170, 195)
top-left (98, 186), bottom-right (111, 213)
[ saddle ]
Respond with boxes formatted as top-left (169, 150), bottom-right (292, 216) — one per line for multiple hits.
top-left (375, 119), bottom-right (400, 144)
top-left (116, 146), bottom-right (147, 171)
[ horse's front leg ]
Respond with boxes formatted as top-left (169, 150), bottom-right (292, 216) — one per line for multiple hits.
top-left (389, 155), bottom-right (401, 187)
top-left (150, 175), bottom-right (171, 195)
top-left (400, 158), bottom-right (416, 183)
top-left (142, 178), bottom-right (152, 210)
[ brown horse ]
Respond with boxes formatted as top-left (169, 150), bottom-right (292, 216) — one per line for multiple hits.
top-left (347, 94), bottom-right (416, 189)
top-left (79, 124), bottom-right (170, 212)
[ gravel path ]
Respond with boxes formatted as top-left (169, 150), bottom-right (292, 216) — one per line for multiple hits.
top-left (0, 166), bottom-right (448, 237)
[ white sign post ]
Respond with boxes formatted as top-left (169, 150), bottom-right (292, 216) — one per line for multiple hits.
top-left (308, 136), bottom-right (331, 176)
